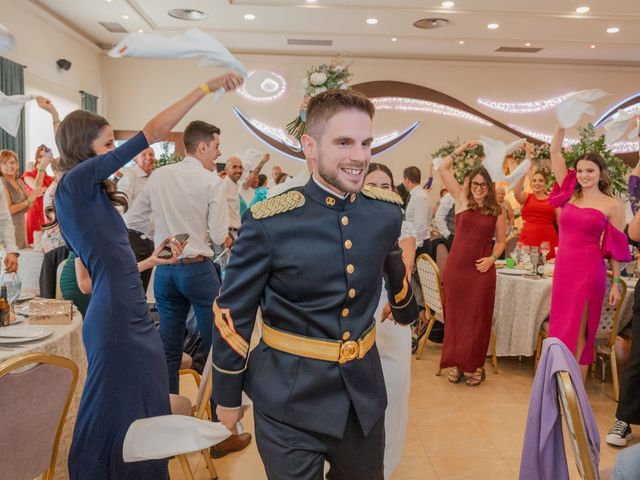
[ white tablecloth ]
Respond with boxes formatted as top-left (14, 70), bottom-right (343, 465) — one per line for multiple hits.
top-left (0, 310), bottom-right (85, 480)
top-left (493, 271), bottom-right (634, 357)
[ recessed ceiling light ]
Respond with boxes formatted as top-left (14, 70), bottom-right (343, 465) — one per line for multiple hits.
top-left (525, 42), bottom-right (531, 46)
top-left (366, 18), bottom-right (378, 25)
top-left (590, 44), bottom-right (596, 48)
top-left (458, 40), bottom-right (465, 44)
top-left (122, 15), bottom-right (129, 19)
top-left (576, 6), bottom-right (590, 14)
top-left (441, 1), bottom-right (455, 7)
top-left (306, 0), bottom-right (317, 2)
top-left (105, 0), bottom-right (112, 2)
top-left (607, 27), bottom-right (620, 33)
top-left (391, 37), bottom-right (398, 42)
top-left (487, 23), bottom-right (499, 29)
top-left (244, 14), bottom-right (256, 20)
top-left (138, 29), bottom-right (143, 33)
top-left (168, 9), bottom-right (208, 20)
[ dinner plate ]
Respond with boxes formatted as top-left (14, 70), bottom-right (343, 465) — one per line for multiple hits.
top-left (0, 325), bottom-right (53, 344)
top-left (16, 293), bottom-right (36, 303)
top-left (498, 268), bottom-right (529, 276)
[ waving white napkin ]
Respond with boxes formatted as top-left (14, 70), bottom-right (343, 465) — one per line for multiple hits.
top-left (0, 22), bottom-right (15, 51)
top-left (603, 109), bottom-right (640, 144)
top-left (478, 135), bottom-right (525, 180)
top-left (0, 92), bottom-right (36, 136)
top-left (109, 29), bottom-right (247, 102)
top-left (555, 89), bottom-right (609, 128)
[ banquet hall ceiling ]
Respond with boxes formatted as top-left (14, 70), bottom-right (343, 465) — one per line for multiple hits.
top-left (30, 0), bottom-right (640, 65)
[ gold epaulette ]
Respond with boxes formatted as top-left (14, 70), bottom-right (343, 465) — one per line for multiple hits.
top-left (251, 190), bottom-right (305, 220)
top-left (361, 184), bottom-right (403, 206)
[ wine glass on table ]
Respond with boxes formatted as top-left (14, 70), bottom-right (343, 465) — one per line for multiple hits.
top-left (540, 241), bottom-right (551, 261)
top-left (521, 244), bottom-right (531, 265)
top-left (2, 272), bottom-right (22, 313)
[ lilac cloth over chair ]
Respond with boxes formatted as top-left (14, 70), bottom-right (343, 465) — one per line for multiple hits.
top-left (520, 337), bottom-right (600, 480)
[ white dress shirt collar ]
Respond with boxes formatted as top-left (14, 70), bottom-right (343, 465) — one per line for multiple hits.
top-left (312, 175), bottom-right (348, 199)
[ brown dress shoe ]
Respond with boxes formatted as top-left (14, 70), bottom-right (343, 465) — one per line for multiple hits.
top-left (210, 432), bottom-right (252, 458)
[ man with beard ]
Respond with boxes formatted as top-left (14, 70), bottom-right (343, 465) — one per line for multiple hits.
top-left (211, 89), bottom-right (418, 479)
top-left (222, 156), bottom-right (245, 244)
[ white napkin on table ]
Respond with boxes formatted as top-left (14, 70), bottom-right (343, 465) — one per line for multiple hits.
top-left (555, 89), bottom-right (609, 128)
top-left (603, 109), bottom-right (640, 144)
top-left (109, 29), bottom-right (247, 103)
top-left (0, 92), bottom-right (36, 136)
top-left (0, 22), bottom-right (16, 51)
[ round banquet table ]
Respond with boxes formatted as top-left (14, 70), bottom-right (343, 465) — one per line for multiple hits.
top-left (493, 271), bottom-right (635, 357)
top-left (0, 309), bottom-right (85, 480)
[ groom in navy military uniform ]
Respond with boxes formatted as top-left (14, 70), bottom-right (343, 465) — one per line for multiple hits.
top-left (212, 89), bottom-right (418, 479)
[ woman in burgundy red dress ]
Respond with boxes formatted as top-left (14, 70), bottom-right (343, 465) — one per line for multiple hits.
top-left (437, 141), bottom-right (506, 386)
top-left (23, 144), bottom-right (54, 245)
top-left (513, 143), bottom-right (558, 259)
top-left (548, 127), bottom-right (630, 379)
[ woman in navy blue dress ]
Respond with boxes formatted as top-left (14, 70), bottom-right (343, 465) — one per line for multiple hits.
top-left (54, 73), bottom-right (243, 479)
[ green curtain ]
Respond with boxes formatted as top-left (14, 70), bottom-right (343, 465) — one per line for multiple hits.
top-left (0, 56), bottom-right (25, 169)
top-left (80, 91), bottom-right (98, 113)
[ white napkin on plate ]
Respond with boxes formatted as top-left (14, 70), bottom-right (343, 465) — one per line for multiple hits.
top-left (603, 109), bottom-right (640, 144)
top-left (555, 89), bottom-right (609, 128)
top-left (0, 92), bottom-right (36, 137)
top-left (109, 29), bottom-right (247, 103)
top-left (0, 22), bottom-right (16, 51)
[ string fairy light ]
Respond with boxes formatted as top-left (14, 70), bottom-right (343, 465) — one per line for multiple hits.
top-left (478, 93), bottom-right (574, 113)
top-left (372, 97), bottom-right (492, 126)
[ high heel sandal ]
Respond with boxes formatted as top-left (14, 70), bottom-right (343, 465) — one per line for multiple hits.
top-left (465, 367), bottom-right (486, 387)
top-left (447, 367), bottom-right (462, 384)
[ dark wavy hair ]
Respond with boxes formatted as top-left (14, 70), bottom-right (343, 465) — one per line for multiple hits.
top-left (574, 153), bottom-right (612, 198)
top-left (366, 162), bottom-right (395, 191)
top-left (465, 166), bottom-right (501, 216)
top-left (56, 109), bottom-right (128, 212)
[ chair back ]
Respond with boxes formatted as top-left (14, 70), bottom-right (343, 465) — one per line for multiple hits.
top-left (597, 275), bottom-right (627, 348)
top-left (0, 353), bottom-right (78, 480)
top-left (556, 371), bottom-right (598, 480)
top-left (55, 259), bottom-right (67, 300)
top-left (416, 254), bottom-right (444, 317)
top-left (195, 349), bottom-right (213, 420)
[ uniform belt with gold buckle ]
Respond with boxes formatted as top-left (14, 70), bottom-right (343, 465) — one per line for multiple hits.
top-left (261, 322), bottom-right (376, 364)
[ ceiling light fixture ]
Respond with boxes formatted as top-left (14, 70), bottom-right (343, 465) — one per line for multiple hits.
top-left (236, 70), bottom-right (287, 102)
top-left (525, 42), bottom-right (531, 47)
top-left (487, 23), bottom-right (499, 30)
top-left (458, 40), bottom-right (464, 44)
top-left (366, 18), bottom-right (378, 25)
top-left (168, 9), bottom-right (208, 21)
top-left (122, 15), bottom-right (129, 19)
top-left (138, 29), bottom-right (143, 33)
top-left (478, 93), bottom-right (574, 113)
top-left (391, 37), bottom-right (398, 42)
top-left (244, 14), bottom-right (256, 20)
top-left (590, 44), bottom-right (596, 48)
top-left (607, 27), bottom-right (620, 33)
top-left (576, 6), bottom-right (590, 14)
top-left (441, 1), bottom-right (455, 7)
top-left (306, 0), bottom-right (318, 3)
top-left (372, 97), bottom-right (492, 126)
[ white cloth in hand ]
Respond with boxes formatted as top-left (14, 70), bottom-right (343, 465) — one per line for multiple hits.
top-left (555, 89), bottom-right (609, 128)
top-left (0, 22), bottom-right (16, 51)
top-left (479, 135), bottom-right (525, 182)
top-left (603, 109), bottom-right (640, 144)
top-left (0, 92), bottom-right (36, 137)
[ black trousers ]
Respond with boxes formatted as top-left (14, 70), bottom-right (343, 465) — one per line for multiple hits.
top-left (616, 281), bottom-right (640, 424)
top-left (254, 407), bottom-right (385, 480)
top-left (128, 229), bottom-right (155, 293)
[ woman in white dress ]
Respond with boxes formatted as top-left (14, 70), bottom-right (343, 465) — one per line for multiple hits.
top-left (365, 163), bottom-right (415, 479)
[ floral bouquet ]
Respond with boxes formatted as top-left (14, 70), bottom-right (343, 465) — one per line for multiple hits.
top-left (285, 57), bottom-right (352, 139)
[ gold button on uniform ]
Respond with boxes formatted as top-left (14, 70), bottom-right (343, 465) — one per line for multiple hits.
top-left (326, 197), bottom-right (336, 206)
top-left (342, 332), bottom-right (351, 341)
top-left (350, 193), bottom-right (356, 203)
top-left (341, 308), bottom-right (350, 317)
top-left (344, 240), bottom-right (352, 249)
top-left (348, 288), bottom-right (356, 298)
top-left (346, 264), bottom-right (355, 274)
top-left (341, 216), bottom-right (349, 226)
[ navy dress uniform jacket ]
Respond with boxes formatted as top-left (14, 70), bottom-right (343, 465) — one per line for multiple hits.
top-left (211, 178), bottom-right (419, 438)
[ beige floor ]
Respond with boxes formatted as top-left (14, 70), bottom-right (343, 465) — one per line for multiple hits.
top-left (170, 344), bottom-right (635, 480)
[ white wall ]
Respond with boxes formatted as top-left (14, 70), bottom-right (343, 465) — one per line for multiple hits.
top-left (101, 53), bottom-right (640, 193)
top-left (1, 0), bottom-right (103, 162)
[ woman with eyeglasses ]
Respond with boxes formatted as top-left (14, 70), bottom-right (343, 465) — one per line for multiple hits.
top-left (513, 142), bottom-right (558, 259)
top-left (436, 141), bottom-right (506, 386)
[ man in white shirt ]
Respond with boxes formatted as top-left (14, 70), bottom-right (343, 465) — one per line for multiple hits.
top-left (402, 166), bottom-right (432, 252)
top-left (223, 156), bottom-right (244, 234)
top-left (433, 191), bottom-right (456, 242)
top-left (119, 146), bottom-right (156, 291)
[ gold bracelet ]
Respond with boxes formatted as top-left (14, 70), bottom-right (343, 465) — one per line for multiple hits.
top-left (200, 83), bottom-right (211, 96)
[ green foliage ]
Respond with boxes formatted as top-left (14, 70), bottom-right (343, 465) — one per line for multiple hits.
top-left (431, 140), bottom-right (484, 183)
top-left (155, 141), bottom-right (184, 168)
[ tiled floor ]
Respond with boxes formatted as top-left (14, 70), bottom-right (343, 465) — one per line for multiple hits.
top-left (170, 343), bottom-right (635, 479)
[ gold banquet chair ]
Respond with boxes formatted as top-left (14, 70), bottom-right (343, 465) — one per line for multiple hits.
top-left (534, 275), bottom-right (626, 400)
top-left (556, 371), bottom-right (598, 480)
top-left (170, 349), bottom-right (218, 480)
top-left (0, 352), bottom-right (79, 480)
top-left (414, 254), bottom-right (498, 374)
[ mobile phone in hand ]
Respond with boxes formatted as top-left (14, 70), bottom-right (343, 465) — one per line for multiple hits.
top-left (157, 233), bottom-right (189, 259)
